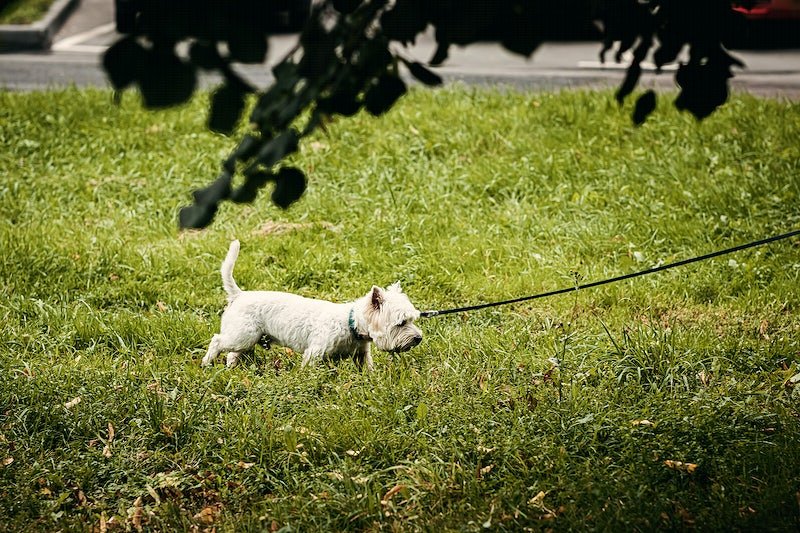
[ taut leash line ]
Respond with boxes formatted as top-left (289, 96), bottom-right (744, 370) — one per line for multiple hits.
top-left (420, 229), bottom-right (800, 318)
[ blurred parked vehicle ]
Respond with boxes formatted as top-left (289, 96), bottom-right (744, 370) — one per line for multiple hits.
top-left (733, 0), bottom-right (800, 20)
top-left (731, 0), bottom-right (800, 48)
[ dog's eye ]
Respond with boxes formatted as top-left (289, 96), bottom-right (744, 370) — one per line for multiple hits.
top-left (397, 320), bottom-right (407, 327)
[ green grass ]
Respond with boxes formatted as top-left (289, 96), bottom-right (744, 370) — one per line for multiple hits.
top-left (0, 0), bottom-right (54, 25)
top-left (1, 86), bottom-right (799, 531)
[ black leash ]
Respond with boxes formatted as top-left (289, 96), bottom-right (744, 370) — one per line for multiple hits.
top-left (420, 229), bottom-right (800, 318)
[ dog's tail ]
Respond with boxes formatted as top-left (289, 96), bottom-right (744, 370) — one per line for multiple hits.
top-left (221, 240), bottom-right (242, 303)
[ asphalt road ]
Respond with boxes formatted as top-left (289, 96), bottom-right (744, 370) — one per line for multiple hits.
top-left (2, 1), bottom-right (800, 98)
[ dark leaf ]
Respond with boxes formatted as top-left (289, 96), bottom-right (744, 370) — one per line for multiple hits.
top-left (255, 129), bottom-right (299, 169)
top-left (102, 36), bottom-right (145, 90)
top-left (298, 20), bottom-right (336, 81)
top-left (134, 6), bottom-right (196, 43)
top-left (230, 171), bottom-right (274, 204)
top-left (615, 35), bottom-right (636, 63)
top-left (192, 172), bottom-right (232, 206)
top-left (332, 0), bottom-right (362, 14)
top-left (224, 134), bottom-right (261, 173)
top-left (250, 76), bottom-right (299, 130)
top-left (227, 27), bottom-right (268, 64)
top-left (499, 2), bottom-right (543, 58)
top-left (403, 60), bottom-right (443, 86)
top-left (357, 38), bottom-right (393, 77)
top-left (228, 134), bottom-right (262, 166)
top-left (364, 74), bottom-right (407, 116)
top-left (179, 203), bottom-right (218, 229)
top-left (652, 36), bottom-right (682, 71)
top-left (599, 38), bottom-right (613, 64)
top-left (318, 88), bottom-right (362, 117)
top-left (272, 60), bottom-right (298, 84)
top-left (615, 63), bottom-right (641, 104)
top-left (274, 97), bottom-right (304, 130)
top-left (381, 0), bottom-right (428, 44)
top-left (674, 61), bottom-right (730, 120)
top-left (720, 49), bottom-right (746, 70)
top-left (632, 90), bottom-right (657, 126)
top-left (271, 167), bottom-right (307, 209)
top-left (137, 48), bottom-right (197, 109)
top-left (430, 3), bottom-right (483, 45)
top-left (502, 33), bottom-right (543, 58)
top-left (630, 34), bottom-right (652, 63)
top-left (189, 41), bottom-right (222, 70)
top-left (429, 42), bottom-right (450, 66)
top-left (209, 84), bottom-right (247, 135)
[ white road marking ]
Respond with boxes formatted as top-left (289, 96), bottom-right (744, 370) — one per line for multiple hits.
top-left (48, 23), bottom-right (683, 74)
top-left (578, 49), bottom-right (680, 71)
top-left (51, 22), bottom-right (116, 52)
top-left (577, 60), bottom-right (678, 71)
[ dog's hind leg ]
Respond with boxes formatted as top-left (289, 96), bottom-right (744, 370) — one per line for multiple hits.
top-left (226, 352), bottom-right (242, 368)
top-left (201, 334), bottom-right (223, 367)
top-left (301, 346), bottom-right (324, 368)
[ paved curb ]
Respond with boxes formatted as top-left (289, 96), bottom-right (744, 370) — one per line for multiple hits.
top-left (0, 0), bottom-right (80, 50)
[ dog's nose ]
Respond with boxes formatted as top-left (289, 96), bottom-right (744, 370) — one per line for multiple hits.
top-left (410, 334), bottom-right (422, 347)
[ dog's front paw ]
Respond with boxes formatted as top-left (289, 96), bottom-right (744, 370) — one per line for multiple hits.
top-left (201, 356), bottom-right (213, 367)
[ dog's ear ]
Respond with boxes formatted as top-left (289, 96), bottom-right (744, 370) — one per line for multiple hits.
top-left (371, 286), bottom-right (384, 309)
top-left (387, 281), bottom-right (403, 293)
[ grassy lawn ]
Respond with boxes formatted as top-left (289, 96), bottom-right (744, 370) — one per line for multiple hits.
top-left (0, 0), bottom-right (54, 25)
top-left (1, 86), bottom-right (799, 531)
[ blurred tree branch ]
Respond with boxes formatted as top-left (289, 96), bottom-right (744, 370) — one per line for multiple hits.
top-left (101, 0), bottom-right (750, 228)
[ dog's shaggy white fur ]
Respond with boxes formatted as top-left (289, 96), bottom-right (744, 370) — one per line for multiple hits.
top-left (201, 240), bottom-right (423, 370)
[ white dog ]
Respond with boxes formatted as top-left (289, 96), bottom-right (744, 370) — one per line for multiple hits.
top-left (201, 240), bottom-right (423, 370)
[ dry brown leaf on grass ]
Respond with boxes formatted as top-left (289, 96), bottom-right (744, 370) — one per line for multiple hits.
top-left (194, 506), bottom-right (218, 525)
top-left (528, 490), bottom-right (555, 515)
top-left (2, 457), bottom-right (13, 467)
top-left (129, 496), bottom-right (144, 531)
top-left (381, 484), bottom-right (405, 505)
top-left (759, 319), bottom-right (770, 340)
top-left (697, 370), bottom-right (712, 386)
top-left (664, 460), bottom-right (698, 474)
top-left (784, 372), bottom-right (800, 388)
top-left (103, 422), bottom-right (114, 458)
top-left (146, 485), bottom-right (161, 505)
top-left (65, 397), bottom-right (82, 409)
top-left (632, 419), bottom-right (655, 427)
top-left (528, 490), bottom-right (546, 507)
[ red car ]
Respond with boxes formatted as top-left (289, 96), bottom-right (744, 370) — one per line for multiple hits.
top-left (733, 0), bottom-right (800, 20)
